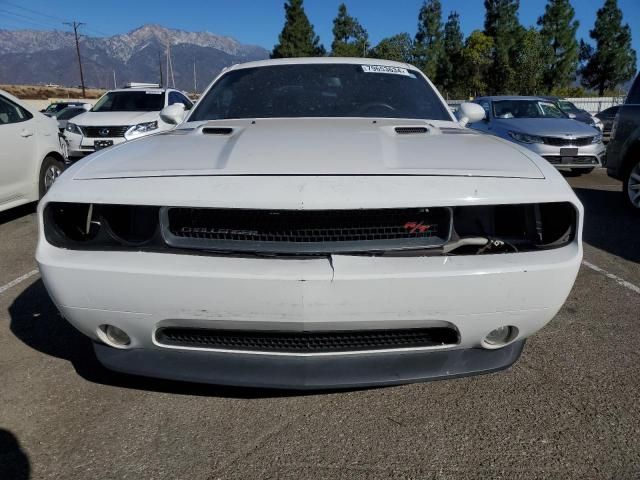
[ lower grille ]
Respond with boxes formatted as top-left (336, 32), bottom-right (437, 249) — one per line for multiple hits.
top-left (80, 125), bottom-right (130, 138)
top-left (162, 207), bottom-right (452, 254)
top-left (155, 327), bottom-right (460, 353)
top-left (543, 156), bottom-right (598, 165)
top-left (542, 136), bottom-right (594, 146)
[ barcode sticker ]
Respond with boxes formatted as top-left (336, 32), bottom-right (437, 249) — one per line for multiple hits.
top-left (361, 65), bottom-right (411, 76)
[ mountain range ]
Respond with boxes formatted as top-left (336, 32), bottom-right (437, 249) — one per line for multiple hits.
top-left (0, 24), bottom-right (269, 92)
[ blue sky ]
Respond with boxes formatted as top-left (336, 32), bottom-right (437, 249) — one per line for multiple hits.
top-left (0, 0), bottom-right (638, 55)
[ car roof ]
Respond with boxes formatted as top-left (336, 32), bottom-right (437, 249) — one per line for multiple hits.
top-left (226, 57), bottom-right (415, 72)
top-left (476, 95), bottom-right (551, 102)
top-left (106, 88), bottom-right (170, 94)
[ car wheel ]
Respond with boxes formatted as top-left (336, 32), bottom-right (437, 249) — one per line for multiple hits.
top-left (623, 158), bottom-right (640, 210)
top-left (39, 156), bottom-right (64, 198)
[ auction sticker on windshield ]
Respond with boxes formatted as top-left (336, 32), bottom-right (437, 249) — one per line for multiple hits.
top-left (361, 65), bottom-right (411, 76)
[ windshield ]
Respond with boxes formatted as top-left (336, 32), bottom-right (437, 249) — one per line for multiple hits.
top-left (492, 100), bottom-right (567, 119)
top-left (91, 91), bottom-right (165, 112)
top-left (57, 107), bottom-right (83, 120)
top-left (189, 64), bottom-right (451, 121)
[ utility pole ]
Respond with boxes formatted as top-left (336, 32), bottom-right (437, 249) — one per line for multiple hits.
top-left (113, 70), bottom-right (117, 89)
top-left (158, 51), bottom-right (163, 87)
top-left (193, 57), bottom-right (197, 93)
top-left (64, 21), bottom-right (86, 97)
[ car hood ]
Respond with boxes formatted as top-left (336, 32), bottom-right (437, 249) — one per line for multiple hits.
top-left (492, 117), bottom-right (599, 137)
top-left (72, 110), bottom-right (159, 126)
top-left (73, 118), bottom-right (545, 180)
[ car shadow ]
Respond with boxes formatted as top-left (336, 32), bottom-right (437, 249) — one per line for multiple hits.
top-left (573, 187), bottom-right (640, 263)
top-left (0, 203), bottom-right (36, 226)
top-left (0, 429), bottom-right (30, 480)
top-left (8, 280), bottom-right (359, 399)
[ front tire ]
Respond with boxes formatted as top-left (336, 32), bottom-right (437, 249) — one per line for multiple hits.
top-left (39, 156), bottom-right (64, 198)
top-left (623, 158), bottom-right (640, 210)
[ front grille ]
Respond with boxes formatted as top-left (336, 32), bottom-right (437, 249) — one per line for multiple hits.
top-left (542, 136), bottom-right (594, 146)
top-left (80, 125), bottom-right (130, 138)
top-left (155, 327), bottom-right (460, 353)
top-left (162, 207), bottom-right (452, 254)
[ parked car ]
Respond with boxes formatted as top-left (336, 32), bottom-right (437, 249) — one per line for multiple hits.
top-left (470, 96), bottom-right (605, 174)
top-left (0, 89), bottom-right (66, 213)
top-left (595, 105), bottom-right (621, 143)
top-left (605, 72), bottom-right (640, 210)
top-left (541, 96), bottom-right (604, 131)
top-left (41, 101), bottom-right (88, 117)
top-left (55, 106), bottom-right (89, 132)
top-left (63, 85), bottom-right (193, 157)
top-left (37, 58), bottom-right (583, 389)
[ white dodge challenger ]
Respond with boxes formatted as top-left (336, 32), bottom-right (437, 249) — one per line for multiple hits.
top-left (37, 58), bottom-right (582, 389)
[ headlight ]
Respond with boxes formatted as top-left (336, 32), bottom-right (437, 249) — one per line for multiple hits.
top-left (508, 131), bottom-right (544, 144)
top-left (593, 118), bottom-right (604, 131)
top-left (125, 121), bottom-right (158, 139)
top-left (65, 122), bottom-right (82, 135)
top-left (592, 133), bottom-right (603, 144)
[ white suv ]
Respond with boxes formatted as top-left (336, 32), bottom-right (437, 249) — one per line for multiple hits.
top-left (64, 86), bottom-right (193, 157)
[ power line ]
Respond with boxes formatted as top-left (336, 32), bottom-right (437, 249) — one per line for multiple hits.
top-left (64, 21), bottom-right (86, 97)
top-left (0, 8), bottom-right (62, 30)
top-left (2, 1), bottom-right (66, 23)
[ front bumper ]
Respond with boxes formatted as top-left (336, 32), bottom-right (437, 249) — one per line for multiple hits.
top-left (37, 236), bottom-right (581, 388)
top-left (516, 141), bottom-right (605, 169)
top-left (64, 132), bottom-right (126, 157)
top-left (94, 339), bottom-right (526, 389)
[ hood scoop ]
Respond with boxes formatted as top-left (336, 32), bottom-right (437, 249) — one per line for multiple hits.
top-left (394, 126), bottom-right (429, 135)
top-left (202, 127), bottom-right (234, 135)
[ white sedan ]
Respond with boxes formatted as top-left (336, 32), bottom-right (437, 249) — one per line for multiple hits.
top-left (37, 58), bottom-right (583, 389)
top-left (0, 89), bottom-right (66, 213)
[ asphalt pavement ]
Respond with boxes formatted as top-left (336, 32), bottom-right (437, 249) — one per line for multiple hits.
top-left (0, 169), bottom-right (639, 479)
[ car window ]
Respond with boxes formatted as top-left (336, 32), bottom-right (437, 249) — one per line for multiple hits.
top-left (492, 100), bottom-right (566, 119)
top-left (626, 73), bottom-right (640, 105)
top-left (189, 64), bottom-right (452, 121)
top-left (91, 91), bottom-right (165, 112)
top-left (0, 95), bottom-right (33, 125)
top-left (169, 91), bottom-right (193, 110)
top-left (57, 107), bottom-right (84, 120)
top-left (558, 100), bottom-right (580, 113)
top-left (599, 106), bottom-right (619, 117)
top-left (475, 99), bottom-right (491, 118)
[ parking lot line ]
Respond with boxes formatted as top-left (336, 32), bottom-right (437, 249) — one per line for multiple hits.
top-left (582, 260), bottom-right (640, 295)
top-left (0, 269), bottom-right (39, 295)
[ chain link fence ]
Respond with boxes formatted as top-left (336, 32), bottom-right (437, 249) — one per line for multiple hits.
top-left (447, 96), bottom-right (626, 114)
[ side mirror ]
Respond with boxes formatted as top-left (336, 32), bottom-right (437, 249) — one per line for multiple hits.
top-left (457, 102), bottom-right (486, 127)
top-left (82, 103), bottom-right (92, 111)
top-left (160, 103), bottom-right (186, 125)
top-left (568, 113), bottom-right (577, 119)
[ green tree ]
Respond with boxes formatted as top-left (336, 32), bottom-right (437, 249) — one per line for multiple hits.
top-left (436, 11), bottom-right (465, 98)
top-left (512, 28), bottom-right (553, 94)
top-left (331, 4), bottom-right (368, 57)
top-left (271, 0), bottom-right (325, 58)
top-left (537, 0), bottom-right (580, 91)
top-left (460, 30), bottom-right (494, 98)
top-left (370, 33), bottom-right (414, 63)
top-left (580, 0), bottom-right (637, 95)
top-left (483, 0), bottom-right (523, 94)
top-left (414, 0), bottom-right (443, 79)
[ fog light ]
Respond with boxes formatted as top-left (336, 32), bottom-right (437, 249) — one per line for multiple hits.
top-left (484, 326), bottom-right (517, 347)
top-left (104, 325), bottom-right (131, 346)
